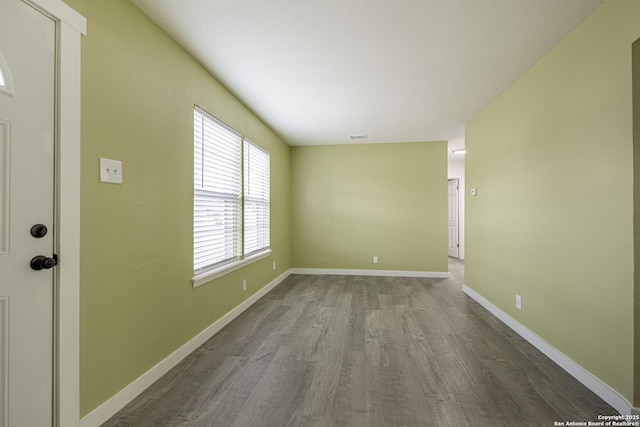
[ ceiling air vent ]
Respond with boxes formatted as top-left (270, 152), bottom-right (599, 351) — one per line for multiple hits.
top-left (349, 134), bottom-right (368, 141)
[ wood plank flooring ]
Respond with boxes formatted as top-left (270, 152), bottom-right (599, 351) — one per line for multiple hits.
top-left (102, 258), bottom-right (615, 426)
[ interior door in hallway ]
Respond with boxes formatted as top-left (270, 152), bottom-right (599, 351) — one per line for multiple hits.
top-left (448, 179), bottom-right (459, 258)
top-left (0, 0), bottom-right (56, 425)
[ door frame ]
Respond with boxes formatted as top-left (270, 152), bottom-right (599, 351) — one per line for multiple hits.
top-left (447, 178), bottom-right (459, 258)
top-left (20, 1), bottom-right (85, 426)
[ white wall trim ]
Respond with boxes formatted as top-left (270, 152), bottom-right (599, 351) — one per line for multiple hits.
top-left (79, 270), bottom-right (292, 427)
top-left (462, 284), bottom-right (635, 416)
top-left (291, 268), bottom-right (449, 278)
top-left (55, 18), bottom-right (84, 427)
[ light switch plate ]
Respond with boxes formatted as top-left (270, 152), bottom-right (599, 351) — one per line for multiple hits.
top-left (471, 188), bottom-right (477, 196)
top-left (100, 157), bottom-right (123, 184)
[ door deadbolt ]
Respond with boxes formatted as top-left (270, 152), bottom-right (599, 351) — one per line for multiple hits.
top-left (30, 224), bottom-right (48, 238)
top-left (30, 254), bottom-right (58, 270)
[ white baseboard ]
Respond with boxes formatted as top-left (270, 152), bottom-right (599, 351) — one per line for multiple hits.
top-left (80, 270), bottom-right (292, 427)
top-left (290, 268), bottom-right (449, 278)
top-left (462, 284), bottom-right (634, 416)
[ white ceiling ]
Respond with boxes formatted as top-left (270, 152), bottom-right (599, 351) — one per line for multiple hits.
top-left (131, 0), bottom-right (603, 146)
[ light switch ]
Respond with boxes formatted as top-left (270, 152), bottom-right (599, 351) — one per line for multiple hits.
top-left (471, 188), bottom-right (477, 196)
top-left (100, 157), bottom-right (123, 184)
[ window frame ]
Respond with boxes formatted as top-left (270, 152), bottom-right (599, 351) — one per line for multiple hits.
top-left (192, 106), bottom-right (271, 287)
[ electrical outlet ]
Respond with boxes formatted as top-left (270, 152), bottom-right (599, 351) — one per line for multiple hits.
top-left (373, 256), bottom-right (378, 264)
top-left (273, 261), bottom-right (276, 270)
top-left (516, 295), bottom-right (522, 310)
top-left (242, 279), bottom-right (247, 291)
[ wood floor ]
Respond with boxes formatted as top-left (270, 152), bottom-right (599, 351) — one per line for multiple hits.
top-left (103, 259), bottom-right (614, 426)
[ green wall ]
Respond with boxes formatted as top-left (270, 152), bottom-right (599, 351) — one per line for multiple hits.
top-left (466, 0), bottom-right (639, 403)
top-left (62, 0), bottom-right (291, 416)
top-left (291, 142), bottom-right (448, 273)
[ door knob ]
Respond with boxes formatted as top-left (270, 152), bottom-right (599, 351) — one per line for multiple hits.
top-left (30, 254), bottom-right (58, 270)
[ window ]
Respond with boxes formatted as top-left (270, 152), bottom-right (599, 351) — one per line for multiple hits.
top-left (243, 139), bottom-right (270, 256)
top-left (0, 51), bottom-right (14, 97)
top-left (193, 107), bottom-right (242, 271)
top-left (193, 107), bottom-right (270, 285)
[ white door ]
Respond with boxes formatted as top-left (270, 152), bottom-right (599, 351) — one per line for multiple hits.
top-left (0, 1), bottom-right (56, 426)
top-left (447, 179), bottom-right (459, 258)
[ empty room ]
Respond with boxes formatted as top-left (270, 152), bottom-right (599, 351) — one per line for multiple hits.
top-left (2, 0), bottom-right (640, 426)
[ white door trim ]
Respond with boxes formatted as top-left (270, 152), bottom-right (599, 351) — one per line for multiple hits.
top-left (447, 179), bottom-right (459, 258)
top-left (21, 1), bottom-right (85, 426)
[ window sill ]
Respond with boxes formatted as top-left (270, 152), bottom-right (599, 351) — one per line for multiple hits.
top-left (192, 249), bottom-right (272, 288)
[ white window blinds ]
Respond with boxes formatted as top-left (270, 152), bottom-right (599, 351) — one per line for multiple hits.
top-left (194, 107), bottom-right (242, 271)
top-left (194, 107), bottom-right (271, 276)
top-left (244, 139), bottom-right (270, 256)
